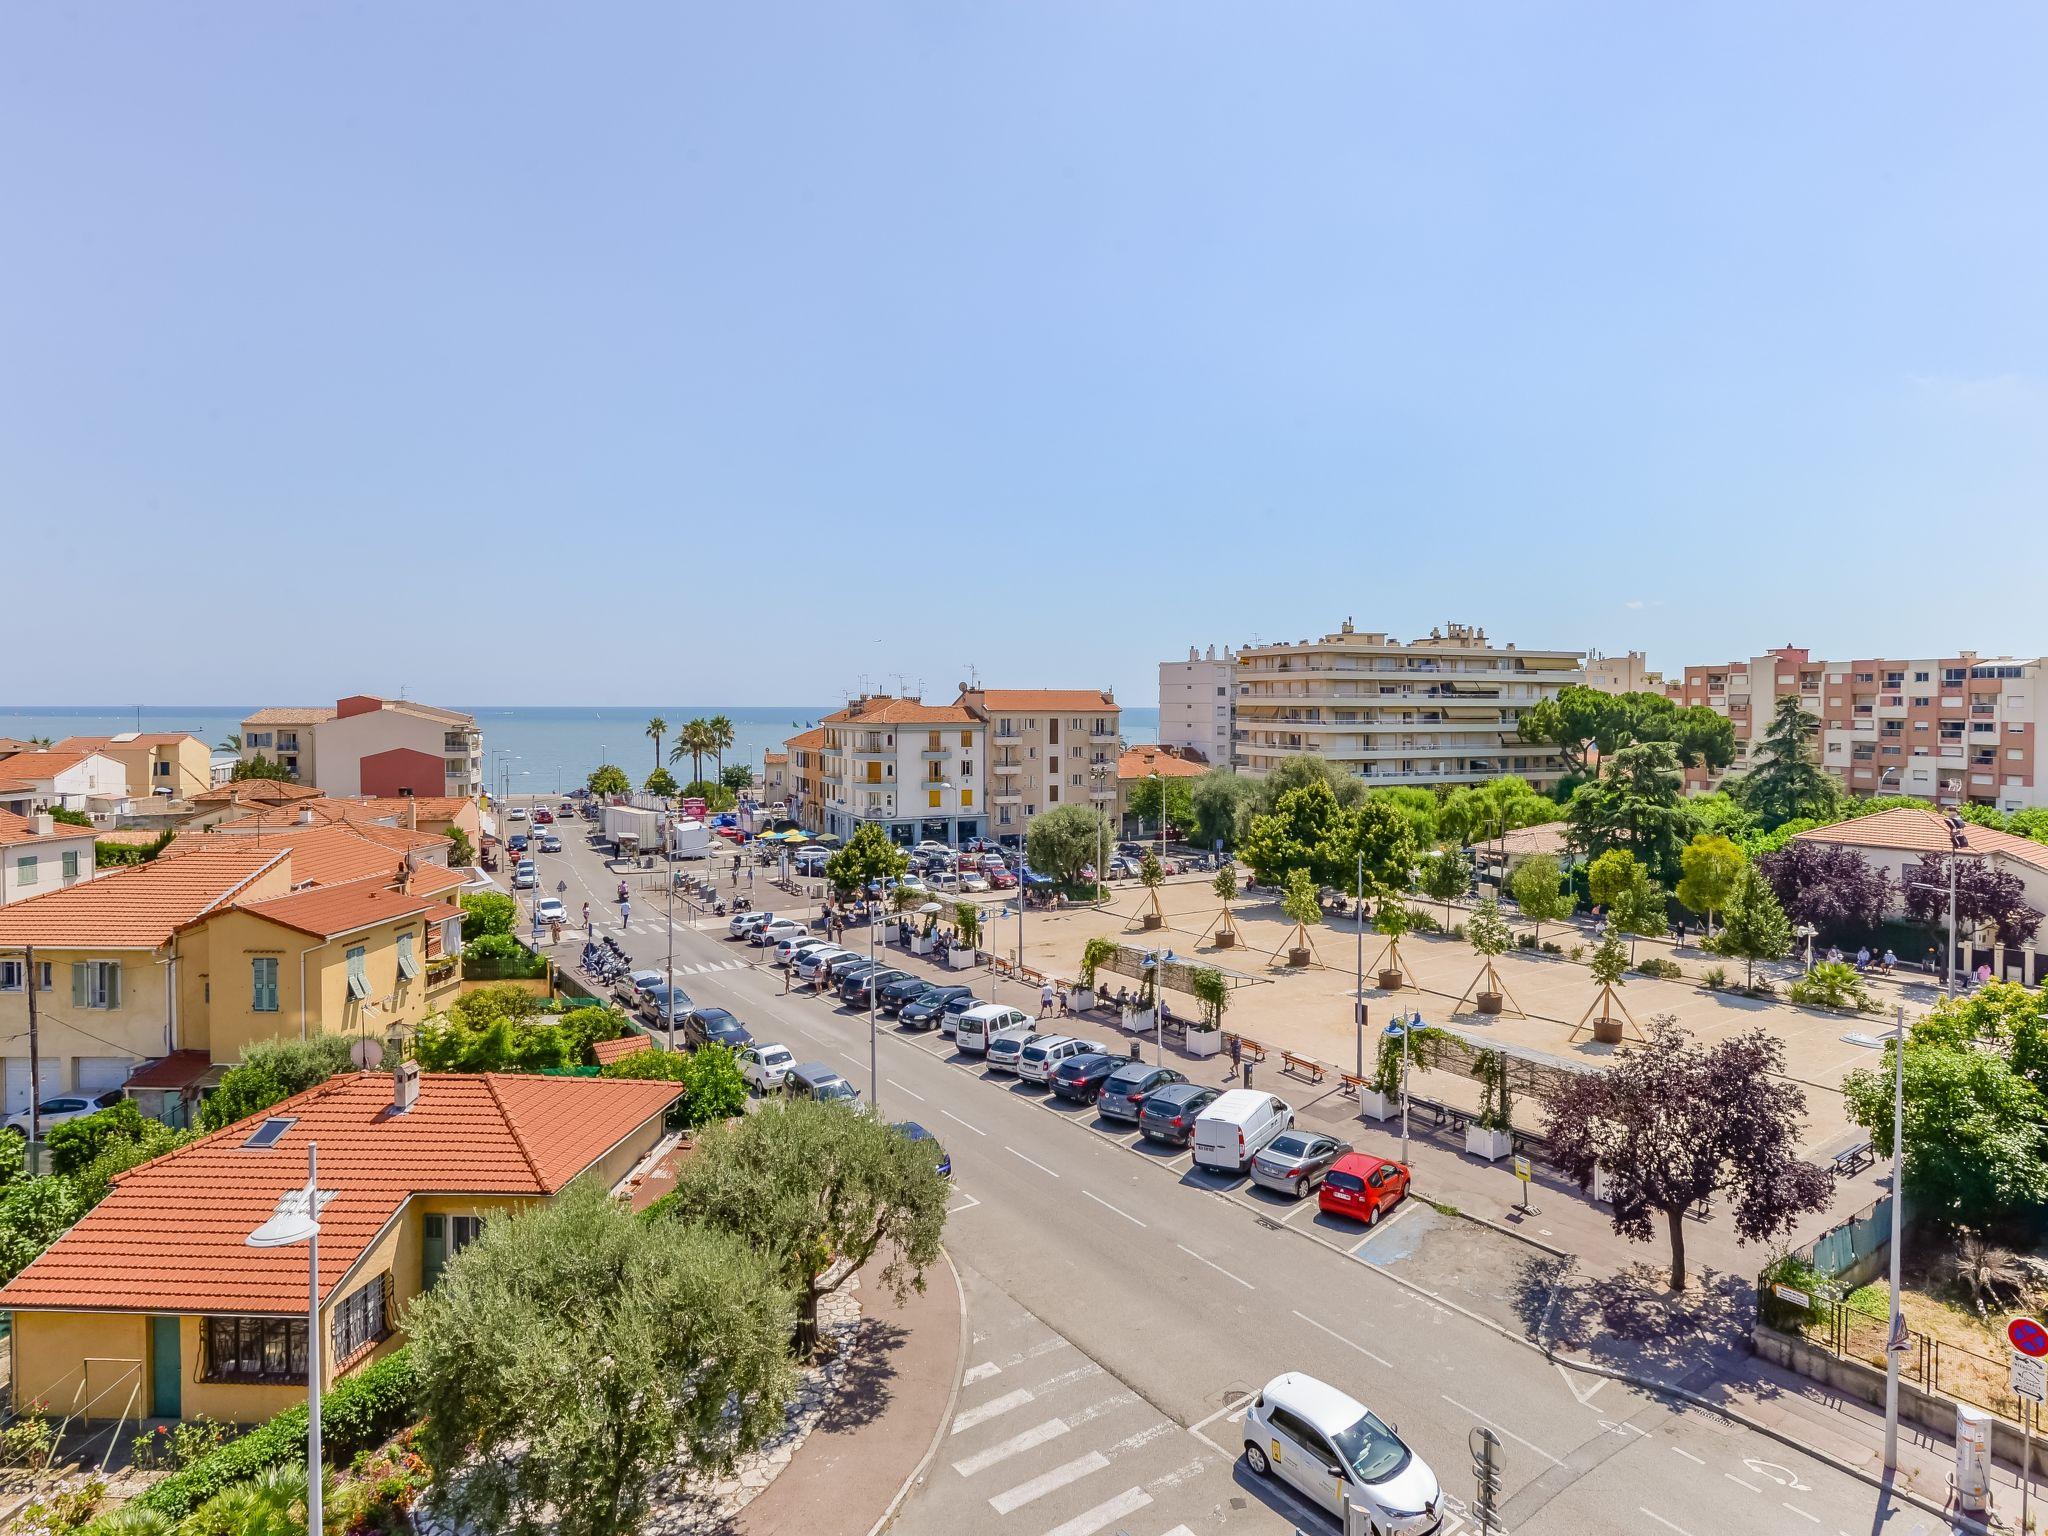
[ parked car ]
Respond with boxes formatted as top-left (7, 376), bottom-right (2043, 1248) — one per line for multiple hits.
top-left (1192, 1090), bottom-right (1294, 1175)
top-left (930, 872), bottom-right (964, 895)
top-left (1096, 1063), bottom-right (1186, 1123)
top-left (684, 1007), bottom-right (753, 1051)
top-left (739, 1044), bottom-right (796, 1094)
top-left (785, 1061), bottom-right (860, 1107)
top-left (895, 1120), bottom-right (952, 1177)
top-left (935, 991), bottom-right (983, 1038)
top-left (512, 864), bottom-right (537, 890)
top-left (1017, 1035), bottom-right (1105, 1086)
top-left (751, 919), bottom-right (805, 948)
top-left (508, 833), bottom-right (530, 854)
top-left (616, 968), bottom-right (666, 1008)
top-left (987, 869), bottom-right (1018, 890)
top-left (538, 833), bottom-right (562, 852)
top-left (777, 935), bottom-right (832, 967)
top-left (3, 1090), bottom-right (126, 1139)
top-left (958, 872), bottom-right (991, 893)
top-left (977, 853), bottom-right (1007, 873)
top-left (1242, 1372), bottom-right (1441, 1534)
top-left (955, 1003), bottom-right (1032, 1056)
top-left (843, 967), bottom-right (909, 1006)
top-left (1049, 1051), bottom-right (1130, 1104)
top-left (1137, 1082), bottom-right (1223, 1147)
top-left (795, 946), bottom-right (851, 981)
top-left (729, 909), bottom-right (775, 939)
top-left (914, 840), bottom-right (952, 857)
top-left (878, 975), bottom-right (934, 1015)
top-left (899, 984), bottom-right (972, 1030)
top-left (636, 983), bottom-right (693, 1032)
top-left (1318, 1153), bottom-right (1411, 1227)
top-left (821, 951), bottom-right (876, 985)
top-left (1248, 1131), bottom-right (1352, 1199)
top-left (985, 1027), bottom-right (1055, 1075)
top-left (534, 898), bottom-right (567, 927)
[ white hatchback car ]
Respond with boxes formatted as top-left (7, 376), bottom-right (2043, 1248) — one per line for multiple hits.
top-left (751, 919), bottom-right (805, 948)
top-left (1243, 1372), bottom-right (1442, 1534)
top-left (4, 1089), bottom-right (127, 1139)
top-left (729, 910), bottom-right (775, 939)
top-left (738, 1044), bottom-right (797, 1095)
top-left (1016, 1035), bottom-right (1103, 1086)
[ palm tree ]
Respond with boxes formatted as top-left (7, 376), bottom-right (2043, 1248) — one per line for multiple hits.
top-left (707, 714), bottom-right (736, 783)
top-left (670, 719), bottom-right (715, 786)
top-left (645, 715), bottom-right (668, 771)
top-left (216, 732), bottom-right (242, 753)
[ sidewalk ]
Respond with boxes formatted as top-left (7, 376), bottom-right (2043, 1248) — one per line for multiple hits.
top-left (736, 1251), bottom-right (964, 1536)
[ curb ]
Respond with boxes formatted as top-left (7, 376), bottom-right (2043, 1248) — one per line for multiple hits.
top-left (863, 1244), bottom-right (968, 1536)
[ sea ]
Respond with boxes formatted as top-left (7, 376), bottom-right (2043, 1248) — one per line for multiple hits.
top-left (0, 704), bottom-right (1160, 792)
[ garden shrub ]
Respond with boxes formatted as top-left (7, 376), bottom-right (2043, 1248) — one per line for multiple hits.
top-left (1788, 961), bottom-right (1875, 1013)
top-left (1634, 957), bottom-right (1684, 980)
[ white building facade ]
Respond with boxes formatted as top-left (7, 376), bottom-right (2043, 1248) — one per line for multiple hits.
top-left (1158, 646), bottom-right (1236, 766)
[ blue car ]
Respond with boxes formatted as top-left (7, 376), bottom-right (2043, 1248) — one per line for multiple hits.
top-left (894, 1120), bottom-right (951, 1178)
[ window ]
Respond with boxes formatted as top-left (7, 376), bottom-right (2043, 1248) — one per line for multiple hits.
top-left (396, 931), bottom-right (418, 981)
top-left (203, 1315), bottom-right (308, 1383)
top-left (61, 851), bottom-right (79, 879)
top-left (346, 946), bottom-right (369, 1000)
top-left (251, 957), bottom-right (279, 1012)
top-left (331, 1274), bottom-right (393, 1362)
top-left (72, 961), bottom-right (120, 1009)
top-left (928, 789), bottom-right (942, 808)
top-left (0, 961), bottom-right (20, 992)
top-left (423, 1213), bottom-right (486, 1287)
top-left (1048, 785), bottom-right (1059, 802)
top-left (155, 761), bottom-right (170, 778)
top-left (15, 856), bottom-right (36, 887)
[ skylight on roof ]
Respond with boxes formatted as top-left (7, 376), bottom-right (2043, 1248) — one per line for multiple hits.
top-left (242, 1117), bottom-right (296, 1149)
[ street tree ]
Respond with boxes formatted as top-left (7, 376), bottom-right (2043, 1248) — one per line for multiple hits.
top-left (1675, 834), bottom-right (1745, 935)
top-left (1127, 774), bottom-right (1195, 837)
top-left (645, 715), bottom-right (668, 772)
top-left (1519, 686), bottom-right (1737, 778)
top-left (669, 719), bottom-right (716, 784)
top-left (643, 766), bottom-right (680, 798)
top-left (1438, 775), bottom-right (1564, 848)
top-left (1903, 853), bottom-right (2045, 948)
top-left (1363, 786), bottom-right (1441, 850)
top-left (1565, 740), bottom-right (1699, 889)
top-left (681, 778), bottom-right (737, 811)
top-left (1733, 696), bottom-right (1843, 829)
top-left (824, 822), bottom-right (909, 900)
top-left (1711, 863), bottom-right (1793, 987)
top-left (1189, 766), bottom-right (1255, 851)
top-left (721, 763), bottom-right (756, 796)
top-left (1417, 848), bottom-right (1468, 927)
top-left (1211, 862), bottom-right (1239, 941)
top-left (586, 764), bottom-right (630, 798)
top-left (1506, 853), bottom-right (1572, 945)
top-left (1238, 779), bottom-right (1342, 887)
top-left (663, 1097), bottom-right (949, 1351)
top-left (1026, 803), bottom-right (1110, 887)
top-left (411, 1182), bottom-right (795, 1536)
top-left (1909, 982), bottom-right (2048, 1096)
top-left (706, 715), bottom-right (736, 783)
top-left (1754, 840), bottom-right (1892, 945)
top-left (1279, 867), bottom-right (1323, 963)
top-left (1547, 1019), bottom-right (1833, 1290)
top-left (231, 752), bottom-right (294, 782)
top-left (1246, 754), bottom-right (1367, 815)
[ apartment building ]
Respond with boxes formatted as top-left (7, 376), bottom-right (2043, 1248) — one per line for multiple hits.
top-left (1233, 621), bottom-right (1583, 790)
top-left (1158, 646), bottom-right (1237, 765)
top-left (241, 696), bottom-right (484, 799)
top-left (51, 734), bottom-right (213, 800)
top-left (783, 728), bottom-right (827, 830)
top-left (761, 751), bottom-right (789, 805)
top-left (816, 697), bottom-right (985, 847)
top-left (954, 688), bottom-right (1120, 844)
top-left (1584, 651), bottom-right (1665, 696)
top-left (1666, 647), bottom-right (2044, 811)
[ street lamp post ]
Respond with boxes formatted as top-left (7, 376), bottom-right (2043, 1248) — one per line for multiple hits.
top-left (1882, 1002), bottom-right (1907, 1471)
top-left (1354, 851), bottom-right (1366, 1082)
top-left (247, 1144), bottom-right (324, 1534)
top-left (1908, 815), bottom-right (1970, 997)
top-left (1400, 1008), bottom-right (1415, 1168)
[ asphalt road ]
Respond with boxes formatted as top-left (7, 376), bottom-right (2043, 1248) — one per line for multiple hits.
top-left (498, 803), bottom-right (1964, 1536)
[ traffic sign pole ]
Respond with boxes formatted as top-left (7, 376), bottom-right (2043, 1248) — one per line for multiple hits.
top-left (2011, 1317), bottom-right (2048, 1534)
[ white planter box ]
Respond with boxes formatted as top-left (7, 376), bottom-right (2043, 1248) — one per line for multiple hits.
top-left (1123, 1007), bottom-right (1157, 1034)
top-left (1591, 1164), bottom-right (1614, 1204)
top-left (1069, 988), bottom-right (1097, 1012)
top-left (1359, 1089), bottom-right (1396, 1121)
top-left (1185, 1029), bottom-right (1222, 1058)
top-left (910, 933), bottom-right (934, 956)
top-left (1464, 1125), bottom-right (1513, 1163)
top-left (946, 947), bottom-right (979, 971)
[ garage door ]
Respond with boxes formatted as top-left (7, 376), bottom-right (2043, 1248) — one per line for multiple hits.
top-left (4, 1060), bottom-right (64, 1115)
top-left (76, 1057), bottom-right (133, 1094)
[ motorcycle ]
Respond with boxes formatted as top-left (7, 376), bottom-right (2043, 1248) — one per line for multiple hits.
top-left (617, 881), bottom-right (630, 902)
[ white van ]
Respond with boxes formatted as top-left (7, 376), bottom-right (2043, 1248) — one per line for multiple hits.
top-left (955, 1003), bottom-right (1033, 1056)
top-left (1192, 1089), bottom-right (1294, 1174)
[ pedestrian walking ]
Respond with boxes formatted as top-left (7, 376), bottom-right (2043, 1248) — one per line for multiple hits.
top-left (1229, 1032), bottom-right (1243, 1081)
top-left (1058, 986), bottom-right (1070, 1017)
top-left (1925, 946), bottom-right (1937, 973)
top-left (1040, 980), bottom-right (1055, 1017)
top-left (621, 900), bottom-right (632, 928)
top-left (582, 901), bottom-right (591, 932)
top-left (1675, 919), bottom-right (1687, 945)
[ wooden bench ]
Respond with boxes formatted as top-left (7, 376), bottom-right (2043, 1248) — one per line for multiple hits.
top-left (1407, 1095), bottom-right (1470, 1134)
top-left (1832, 1141), bottom-right (1874, 1177)
top-left (1224, 1034), bottom-right (1268, 1065)
top-left (1280, 1051), bottom-right (1326, 1086)
top-left (1336, 1072), bottom-right (1371, 1099)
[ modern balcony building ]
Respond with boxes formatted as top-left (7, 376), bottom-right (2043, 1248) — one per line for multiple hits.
top-left (1158, 645), bottom-right (1236, 766)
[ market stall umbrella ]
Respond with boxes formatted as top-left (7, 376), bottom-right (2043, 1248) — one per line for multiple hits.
top-left (812, 833), bottom-right (843, 847)
top-left (781, 831), bottom-right (810, 843)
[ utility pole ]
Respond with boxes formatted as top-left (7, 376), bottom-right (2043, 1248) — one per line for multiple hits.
top-left (1883, 1003), bottom-right (1906, 1470)
top-left (868, 875), bottom-right (880, 1113)
top-left (664, 816), bottom-right (676, 1053)
top-left (25, 945), bottom-right (41, 1148)
top-left (1353, 852), bottom-right (1365, 1081)
top-left (1400, 1007), bottom-right (1414, 1168)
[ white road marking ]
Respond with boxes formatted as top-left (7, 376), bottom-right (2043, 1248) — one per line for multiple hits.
top-left (1186, 1392), bottom-right (1258, 1454)
top-left (1158, 1526), bottom-right (1198, 1536)
top-left (952, 1388), bottom-right (1034, 1433)
top-left (947, 1189), bottom-right (982, 1214)
top-left (1008, 1146), bottom-right (1062, 1178)
top-left (1291, 1309), bottom-right (1392, 1367)
top-left (1669, 1445), bottom-right (1706, 1465)
top-left (1639, 1508), bottom-right (1696, 1536)
top-left (887, 1079), bottom-right (926, 1101)
top-left (1556, 1361), bottom-right (1607, 1405)
top-left (1084, 1190), bottom-right (1146, 1227)
top-left (1724, 1473), bottom-right (1762, 1493)
top-left (1033, 1361), bottom-right (1105, 1393)
top-left (1109, 1422), bottom-right (1177, 1454)
top-left (1175, 1243), bottom-right (1254, 1290)
top-left (1439, 1396), bottom-right (1563, 1466)
top-left (840, 1051), bottom-right (865, 1068)
top-left (1781, 1503), bottom-right (1820, 1524)
top-left (952, 1418), bottom-right (1070, 1477)
top-left (962, 1362), bottom-right (1002, 1386)
top-left (989, 1451), bottom-right (1110, 1514)
top-left (1040, 1486), bottom-right (1152, 1536)
top-left (942, 1109), bottom-right (987, 1136)
top-left (1063, 1392), bottom-right (1139, 1429)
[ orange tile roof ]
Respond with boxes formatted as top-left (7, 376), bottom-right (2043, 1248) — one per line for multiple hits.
top-left (243, 706), bottom-right (338, 726)
top-left (406, 864), bottom-right (472, 896)
top-left (336, 795), bottom-right (474, 822)
top-left (0, 1072), bottom-right (682, 1314)
top-left (1116, 747), bottom-right (1207, 781)
top-left (230, 877), bottom-right (461, 939)
top-left (591, 1034), bottom-right (649, 1068)
top-left (0, 750), bottom-right (101, 780)
top-left (823, 697), bottom-right (981, 726)
top-left (762, 751), bottom-right (789, 764)
top-left (180, 823), bottom-right (407, 889)
top-left (208, 801), bottom-right (354, 830)
top-left (1794, 808), bottom-right (2048, 875)
top-left (0, 843), bottom-right (285, 949)
top-left (969, 690), bottom-right (1118, 711)
top-left (121, 1050), bottom-right (214, 1091)
top-left (342, 822), bottom-right (449, 856)
top-left (0, 810), bottom-right (96, 848)
top-left (786, 727), bottom-right (828, 751)
top-left (53, 734), bottom-right (203, 752)
top-left (191, 780), bottom-right (324, 806)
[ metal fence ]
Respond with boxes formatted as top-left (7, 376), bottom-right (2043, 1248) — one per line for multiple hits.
top-left (1823, 1299), bottom-right (2035, 1424)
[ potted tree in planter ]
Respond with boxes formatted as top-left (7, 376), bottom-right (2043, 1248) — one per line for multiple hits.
top-left (1368, 898), bottom-right (1416, 991)
top-left (1454, 897), bottom-right (1523, 1017)
top-left (1186, 965), bottom-right (1228, 1058)
top-left (1075, 936), bottom-right (1118, 1013)
top-left (1573, 933), bottom-right (1636, 1045)
top-left (948, 900), bottom-right (982, 970)
top-left (1138, 850), bottom-right (1166, 930)
top-left (1507, 853), bottom-right (1571, 948)
top-left (1465, 1048), bottom-right (1514, 1161)
top-left (1278, 868), bottom-right (1322, 967)
top-left (1125, 958), bottom-right (1159, 1034)
top-left (1208, 863), bottom-right (1240, 949)
top-left (1363, 1022), bottom-right (1413, 1121)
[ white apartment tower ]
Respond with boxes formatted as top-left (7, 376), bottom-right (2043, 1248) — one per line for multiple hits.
top-left (1234, 621), bottom-right (1584, 790)
top-left (1158, 646), bottom-right (1237, 765)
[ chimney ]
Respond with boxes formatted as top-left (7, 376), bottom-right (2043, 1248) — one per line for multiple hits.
top-left (297, 809), bottom-right (315, 825)
top-left (34, 812), bottom-right (53, 836)
top-left (406, 798), bottom-right (418, 831)
top-left (392, 1058), bottom-right (421, 1114)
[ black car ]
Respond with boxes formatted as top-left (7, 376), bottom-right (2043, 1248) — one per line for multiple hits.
top-left (831, 961), bottom-right (887, 1000)
top-left (842, 966), bottom-right (909, 1004)
top-left (684, 1007), bottom-right (753, 1051)
top-left (1049, 1052), bottom-right (1131, 1105)
top-left (636, 983), bottom-right (693, 1033)
top-left (1097, 1063), bottom-right (1188, 1123)
top-left (1137, 1083), bottom-right (1223, 1147)
top-left (900, 985), bottom-right (972, 1030)
top-left (878, 975), bottom-right (934, 1015)
top-left (894, 1120), bottom-right (952, 1178)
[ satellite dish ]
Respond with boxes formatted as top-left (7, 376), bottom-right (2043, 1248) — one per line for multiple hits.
top-left (350, 1037), bottom-right (383, 1071)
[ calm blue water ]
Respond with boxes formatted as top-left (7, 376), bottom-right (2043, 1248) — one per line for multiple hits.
top-left (0, 703), bottom-right (1158, 792)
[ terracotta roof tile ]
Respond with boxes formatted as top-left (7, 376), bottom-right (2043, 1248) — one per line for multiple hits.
top-left (121, 1050), bottom-right (214, 1091)
top-left (230, 878), bottom-right (461, 940)
top-left (243, 706), bottom-right (338, 726)
top-left (0, 811), bottom-right (96, 848)
top-left (968, 690), bottom-right (1119, 711)
top-left (822, 698), bottom-right (982, 726)
top-left (192, 780), bottom-right (324, 807)
top-left (591, 1035), bottom-right (649, 1068)
top-left (1115, 747), bottom-right (1207, 781)
top-left (178, 824), bottom-right (412, 889)
top-left (0, 1072), bottom-right (682, 1314)
top-left (785, 727), bottom-right (828, 751)
top-left (0, 843), bottom-right (285, 949)
top-left (0, 750), bottom-right (100, 780)
top-left (1795, 807), bottom-right (2048, 875)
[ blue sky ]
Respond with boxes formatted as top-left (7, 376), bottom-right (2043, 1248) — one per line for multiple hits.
top-left (6, 4), bottom-right (2042, 707)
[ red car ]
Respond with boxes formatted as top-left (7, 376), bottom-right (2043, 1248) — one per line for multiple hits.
top-left (987, 869), bottom-right (1018, 889)
top-left (532, 808), bottom-right (554, 824)
top-left (1317, 1153), bottom-right (1410, 1226)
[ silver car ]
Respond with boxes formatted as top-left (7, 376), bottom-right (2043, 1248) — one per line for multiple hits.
top-left (985, 1029), bottom-right (1054, 1075)
top-left (1247, 1131), bottom-right (1352, 1199)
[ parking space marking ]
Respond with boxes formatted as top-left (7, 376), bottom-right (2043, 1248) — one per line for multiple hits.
top-left (1174, 1243), bottom-right (1254, 1290)
top-left (1084, 1190), bottom-right (1146, 1227)
top-left (1040, 1486), bottom-right (1152, 1536)
top-left (1781, 1503), bottom-right (1820, 1524)
top-left (1639, 1508), bottom-right (1695, 1536)
top-left (1669, 1445), bottom-right (1705, 1465)
top-left (989, 1451), bottom-right (1110, 1514)
top-left (1439, 1396), bottom-right (1563, 1466)
top-left (951, 1388), bottom-right (1035, 1435)
top-left (888, 1079), bottom-right (926, 1101)
top-left (952, 1418), bottom-right (1069, 1477)
top-left (1290, 1308), bottom-right (1391, 1368)
top-left (1008, 1147), bottom-right (1062, 1179)
top-left (941, 1109), bottom-right (987, 1136)
top-left (948, 1189), bottom-right (982, 1214)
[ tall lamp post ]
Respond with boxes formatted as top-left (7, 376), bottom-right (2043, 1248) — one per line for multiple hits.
top-left (1089, 765), bottom-right (1113, 906)
top-left (1882, 1003), bottom-right (1906, 1472)
top-left (247, 1145), bottom-right (325, 1534)
top-left (1353, 850), bottom-right (1366, 1081)
top-left (1908, 814), bottom-right (1970, 997)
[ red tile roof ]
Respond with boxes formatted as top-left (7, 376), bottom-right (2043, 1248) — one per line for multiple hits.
top-left (192, 780), bottom-right (325, 807)
top-left (967, 690), bottom-right (1118, 712)
top-left (0, 844), bottom-right (285, 949)
top-left (121, 1050), bottom-right (215, 1092)
top-left (175, 824), bottom-right (414, 890)
top-left (0, 810), bottom-right (96, 849)
top-left (785, 727), bottom-right (828, 751)
top-left (0, 750), bottom-right (102, 780)
top-left (0, 1072), bottom-right (683, 1314)
top-left (243, 706), bottom-right (338, 726)
top-left (823, 697), bottom-right (981, 726)
top-left (1116, 747), bottom-right (1207, 781)
top-left (1795, 808), bottom-right (2048, 875)
top-left (591, 1035), bottom-right (650, 1067)
top-left (229, 877), bottom-right (461, 940)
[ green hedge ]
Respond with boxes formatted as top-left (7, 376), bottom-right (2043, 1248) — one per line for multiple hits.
top-left (85, 1347), bottom-right (417, 1527)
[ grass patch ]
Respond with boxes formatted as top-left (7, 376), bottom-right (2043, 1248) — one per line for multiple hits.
top-left (1426, 1198), bottom-right (1460, 1218)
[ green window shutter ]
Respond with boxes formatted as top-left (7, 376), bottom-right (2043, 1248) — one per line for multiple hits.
top-left (106, 963), bottom-right (121, 1010)
top-left (422, 1215), bottom-right (447, 1288)
top-left (72, 964), bottom-right (86, 1007)
top-left (62, 852), bottom-right (78, 879)
top-left (347, 947), bottom-right (369, 1000)
top-left (396, 932), bottom-right (418, 981)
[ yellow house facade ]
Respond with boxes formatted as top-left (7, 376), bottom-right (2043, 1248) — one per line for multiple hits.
top-left (54, 735), bottom-right (216, 803)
